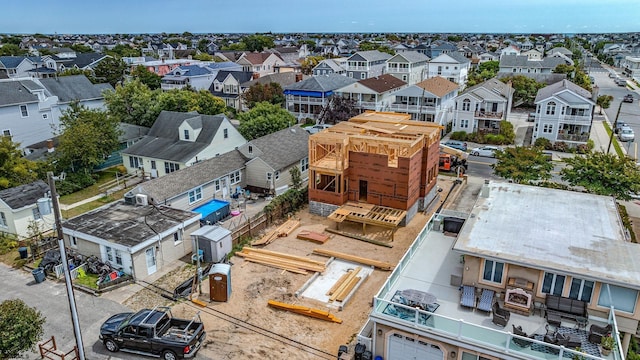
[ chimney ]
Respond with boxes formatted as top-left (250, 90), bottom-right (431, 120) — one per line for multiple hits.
top-left (295, 73), bottom-right (303, 82)
top-left (46, 139), bottom-right (54, 153)
top-left (480, 179), bottom-right (490, 198)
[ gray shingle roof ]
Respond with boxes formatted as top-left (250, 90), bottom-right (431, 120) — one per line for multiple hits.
top-left (241, 72), bottom-right (307, 88)
top-left (0, 56), bottom-right (31, 69)
top-left (122, 111), bottom-right (228, 162)
top-left (67, 53), bottom-right (108, 68)
top-left (118, 123), bottom-right (150, 143)
top-left (213, 70), bottom-right (254, 83)
top-left (0, 180), bottom-right (49, 210)
top-left (242, 125), bottom-right (309, 170)
top-left (39, 75), bottom-right (112, 103)
top-left (390, 51), bottom-right (430, 63)
top-left (0, 81), bottom-right (40, 107)
top-left (535, 79), bottom-right (594, 103)
top-left (284, 73), bottom-right (357, 93)
top-left (500, 55), bottom-right (567, 69)
top-left (170, 65), bottom-right (215, 76)
top-left (446, 51), bottom-right (471, 64)
top-left (134, 149), bottom-right (246, 204)
top-left (349, 50), bottom-right (392, 62)
top-left (463, 78), bottom-right (513, 101)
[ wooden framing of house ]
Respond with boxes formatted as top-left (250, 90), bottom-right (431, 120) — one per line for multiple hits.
top-left (308, 111), bottom-right (442, 214)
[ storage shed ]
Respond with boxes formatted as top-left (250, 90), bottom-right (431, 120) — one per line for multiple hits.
top-left (190, 225), bottom-right (232, 263)
top-left (209, 263), bottom-right (231, 302)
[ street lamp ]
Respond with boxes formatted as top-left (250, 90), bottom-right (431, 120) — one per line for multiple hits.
top-left (43, 172), bottom-right (86, 360)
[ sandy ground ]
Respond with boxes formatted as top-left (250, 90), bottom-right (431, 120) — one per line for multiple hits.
top-left (122, 177), bottom-right (460, 360)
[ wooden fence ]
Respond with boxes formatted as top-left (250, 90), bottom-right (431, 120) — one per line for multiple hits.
top-left (230, 212), bottom-right (268, 246)
top-left (38, 336), bottom-right (78, 360)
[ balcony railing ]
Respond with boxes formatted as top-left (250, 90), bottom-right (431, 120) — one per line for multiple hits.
top-left (560, 115), bottom-right (591, 124)
top-left (387, 68), bottom-right (410, 73)
top-left (347, 66), bottom-right (369, 71)
top-left (285, 96), bottom-right (326, 104)
top-left (475, 110), bottom-right (504, 119)
top-left (388, 103), bottom-right (436, 113)
top-left (557, 133), bottom-right (590, 142)
top-left (161, 83), bottom-right (185, 90)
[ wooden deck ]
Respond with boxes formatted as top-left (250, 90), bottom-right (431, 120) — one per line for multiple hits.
top-left (327, 202), bottom-right (407, 240)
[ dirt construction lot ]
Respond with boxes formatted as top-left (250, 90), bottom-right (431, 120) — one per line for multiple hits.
top-left (123, 177), bottom-right (461, 360)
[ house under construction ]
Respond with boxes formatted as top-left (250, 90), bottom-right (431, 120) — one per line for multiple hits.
top-left (308, 111), bottom-right (442, 224)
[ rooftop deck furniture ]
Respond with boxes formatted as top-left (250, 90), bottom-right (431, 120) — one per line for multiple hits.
top-left (545, 294), bottom-right (587, 323)
top-left (477, 288), bottom-right (495, 312)
top-left (588, 324), bottom-right (612, 344)
top-left (492, 302), bottom-right (510, 327)
top-left (512, 325), bottom-right (533, 348)
top-left (460, 285), bottom-right (476, 309)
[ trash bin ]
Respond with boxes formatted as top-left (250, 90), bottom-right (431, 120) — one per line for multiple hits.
top-left (32, 268), bottom-right (46, 283)
top-left (18, 247), bottom-right (28, 259)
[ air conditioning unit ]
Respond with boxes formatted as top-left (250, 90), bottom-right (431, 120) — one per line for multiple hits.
top-left (124, 193), bottom-right (136, 205)
top-left (135, 194), bottom-right (148, 206)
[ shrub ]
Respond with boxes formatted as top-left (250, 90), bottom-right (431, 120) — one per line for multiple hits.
top-left (449, 131), bottom-right (468, 141)
top-left (55, 172), bottom-right (97, 196)
top-left (466, 132), bottom-right (485, 143)
top-left (534, 137), bottom-right (553, 150)
top-left (586, 139), bottom-right (595, 151)
top-left (576, 144), bottom-right (590, 154)
top-left (484, 134), bottom-right (508, 145)
top-left (552, 141), bottom-right (569, 152)
top-left (499, 121), bottom-right (516, 144)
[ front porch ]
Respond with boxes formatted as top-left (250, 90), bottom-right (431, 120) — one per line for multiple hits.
top-left (475, 119), bottom-right (501, 134)
top-left (557, 124), bottom-right (591, 143)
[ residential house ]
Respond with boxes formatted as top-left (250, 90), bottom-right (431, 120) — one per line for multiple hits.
top-left (61, 202), bottom-right (200, 280)
top-left (500, 44), bottom-right (521, 58)
top-left (0, 181), bottom-right (54, 241)
top-left (0, 56), bottom-right (37, 78)
top-left (429, 42), bottom-right (457, 58)
top-left (498, 55), bottom-right (568, 76)
top-left (241, 72), bottom-right (306, 91)
top-left (621, 56), bottom-right (640, 80)
top-left (522, 49), bottom-right (543, 61)
top-left (385, 51), bottom-right (430, 85)
top-left (548, 46), bottom-right (573, 57)
top-left (389, 76), bottom-right (458, 124)
top-left (357, 181), bottom-right (631, 360)
top-left (283, 74), bottom-right (357, 121)
top-left (345, 50), bottom-right (392, 80)
top-left (308, 111), bottom-right (441, 224)
top-left (121, 111), bottom-right (247, 177)
top-left (477, 52), bottom-right (499, 64)
top-left (39, 75), bottom-right (113, 122)
top-left (209, 70), bottom-right (254, 110)
top-left (531, 79), bottom-right (595, 146)
top-left (452, 77), bottom-right (513, 134)
top-left (160, 62), bottom-right (241, 91)
top-left (236, 52), bottom-right (285, 78)
top-left (236, 125), bottom-right (309, 195)
top-left (427, 52), bottom-right (471, 86)
top-left (135, 58), bottom-right (200, 76)
top-left (336, 74), bottom-right (407, 112)
top-left (312, 58), bottom-right (347, 76)
top-left (41, 52), bottom-right (110, 73)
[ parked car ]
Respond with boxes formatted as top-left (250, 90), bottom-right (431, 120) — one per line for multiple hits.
top-left (470, 146), bottom-right (500, 157)
top-left (624, 94), bottom-right (634, 103)
top-left (615, 121), bottom-right (628, 134)
top-left (609, 72), bottom-right (617, 78)
top-left (527, 112), bottom-right (536, 122)
top-left (305, 124), bottom-right (333, 134)
top-left (100, 307), bottom-right (206, 360)
top-left (618, 127), bottom-right (635, 142)
top-left (617, 78), bottom-right (628, 87)
top-left (443, 140), bottom-right (468, 151)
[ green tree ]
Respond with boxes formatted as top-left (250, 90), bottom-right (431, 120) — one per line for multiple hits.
top-left (93, 57), bottom-right (128, 87)
top-left (238, 102), bottom-right (295, 140)
top-left (70, 44), bottom-right (93, 53)
top-left (0, 137), bottom-right (41, 189)
top-left (223, 42), bottom-right (246, 51)
top-left (319, 96), bottom-right (361, 124)
top-left (192, 53), bottom-right (213, 61)
top-left (499, 75), bottom-right (546, 107)
top-left (57, 68), bottom-right (95, 81)
top-left (492, 146), bottom-right (554, 183)
top-left (197, 38), bottom-right (209, 53)
top-left (242, 82), bottom-right (284, 108)
top-left (56, 103), bottom-right (121, 173)
top-left (105, 44), bottom-right (141, 57)
top-left (596, 95), bottom-right (613, 115)
top-left (131, 65), bottom-right (162, 90)
top-left (466, 61), bottom-right (499, 87)
top-left (242, 34), bottom-right (274, 52)
top-left (553, 64), bottom-right (575, 75)
top-left (289, 166), bottom-right (302, 191)
top-left (358, 41), bottom-right (395, 55)
top-left (0, 299), bottom-right (46, 359)
top-left (300, 55), bottom-right (324, 75)
top-left (0, 44), bottom-right (26, 56)
top-left (103, 79), bottom-right (159, 127)
top-left (157, 89), bottom-right (226, 115)
top-left (560, 151), bottom-right (640, 200)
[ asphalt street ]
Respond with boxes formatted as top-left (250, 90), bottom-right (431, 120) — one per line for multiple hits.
top-left (0, 264), bottom-right (149, 360)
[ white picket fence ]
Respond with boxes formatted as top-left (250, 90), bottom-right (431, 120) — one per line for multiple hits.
top-left (54, 263), bottom-right (87, 280)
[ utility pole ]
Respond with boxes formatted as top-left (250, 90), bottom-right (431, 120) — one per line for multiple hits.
top-left (606, 101), bottom-right (623, 155)
top-left (48, 172), bottom-right (85, 360)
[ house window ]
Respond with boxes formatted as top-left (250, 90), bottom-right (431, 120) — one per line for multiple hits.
top-left (462, 99), bottom-right (471, 111)
top-left (223, 129), bottom-right (228, 139)
top-left (32, 208), bottom-right (41, 220)
top-left (248, 145), bottom-right (253, 154)
top-left (188, 187), bottom-right (203, 204)
top-left (215, 179), bottom-right (220, 191)
top-left (360, 73), bottom-right (365, 79)
top-left (437, 66), bottom-right (442, 75)
top-left (20, 105), bottom-right (28, 117)
top-left (460, 119), bottom-right (469, 128)
top-left (42, 113), bottom-right (48, 119)
top-left (105, 246), bottom-right (114, 262)
top-left (543, 124), bottom-right (553, 134)
top-left (267, 172), bottom-right (272, 182)
top-left (2, 130), bottom-right (10, 138)
top-left (129, 156), bottom-right (142, 169)
top-left (546, 101), bottom-right (556, 115)
top-left (184, 129), bottom-right (190, 140)
top-left (230, 170), bottom-right (241, 184)
top-left (115, 249), bottom-right (123, 266)
top-left (151, 161), bottom-right (156, 170)
top-left (598, 284), bottom-right (637, 313)
top-left (70, 236), bottom-right (77, 247)
top-left (0, 212), bottom-right (6, 227)
top-left (482, 259), bottom-right (504, 283)
top-left (542, 272), bottom-right (565, 296)
top-left (164, 162), bottom-right (180, 174)
top-left (275, 170), bottom-right (280, 180)
top-left (569, 278), bottom-right (594, 303)
top-left (402, 75), bottom-right (407, 82)
top-left (173, 232), bottom-right (182, 244)
top-left (300, 157), bottom-right (309, 172)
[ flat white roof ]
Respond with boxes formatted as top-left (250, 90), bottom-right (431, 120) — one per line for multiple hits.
top-left (453, 182), bottom-right (640, 289)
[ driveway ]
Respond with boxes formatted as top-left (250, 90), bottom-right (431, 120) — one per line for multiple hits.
top-left (0, 264), bottom-right (148, 360)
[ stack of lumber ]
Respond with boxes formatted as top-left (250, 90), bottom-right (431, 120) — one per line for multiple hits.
top-left (327, 267), bottom-right (361, 302)
top-left (296, 230), bottom-right (330, 244)
top-left (236, 247), bottom-right (326, 274)
top-left (251, 219), bottom-right (300, 245)
top-left (268, 300), bottom-right (342, 323)
top-left (312, 249), bottom-right (394, 271)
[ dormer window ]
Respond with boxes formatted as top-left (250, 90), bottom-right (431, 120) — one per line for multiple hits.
top-left (184, 129), bottom-right (190, 140)
top-left (248, 145), bottom-right (253, 154)
top-left (224, 129), bottom-right (228, 139)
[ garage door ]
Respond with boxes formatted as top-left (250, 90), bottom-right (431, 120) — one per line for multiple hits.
top-left (388, 333), bottom-right (444, 360)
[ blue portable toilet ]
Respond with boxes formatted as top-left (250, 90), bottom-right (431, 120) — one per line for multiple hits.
top-left (209, 263), bottom-right (231, 302)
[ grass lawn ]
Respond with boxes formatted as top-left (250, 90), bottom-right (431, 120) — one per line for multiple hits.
top-left (74, 272), bottom-right (99, 289)
top-left (601, 121), bottom-right (624, 158)
top-left (61, 187), bottom-right (131, 219)
top-left (59, 169), bottom-right (122, 205)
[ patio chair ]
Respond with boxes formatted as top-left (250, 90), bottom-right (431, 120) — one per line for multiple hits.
top-left (588, 323), bottom-right (612, 344)
top-left (512, 325), bottom-right (533, 348)
top-left (492, 302), bottom-right (510, 327)
top-left (460, 285), bottom-right (476, 309)
top-left (477, 288), bottom-right (495, 312)
top-left (191, 249), bottom-right (204, 263)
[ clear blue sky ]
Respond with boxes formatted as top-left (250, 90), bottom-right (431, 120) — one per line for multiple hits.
top-left (1, 0), bottom-right (639, 34)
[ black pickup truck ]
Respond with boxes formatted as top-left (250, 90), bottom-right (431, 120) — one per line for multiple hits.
top-left (100, 306), bottom-right (206, 360)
